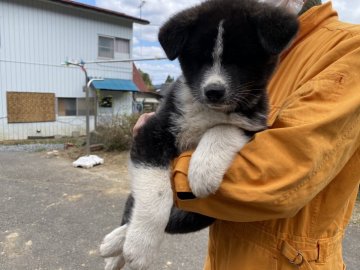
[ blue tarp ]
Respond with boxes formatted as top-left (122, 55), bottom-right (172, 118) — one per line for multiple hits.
top-left (91, 78), bottom-right (138, 92)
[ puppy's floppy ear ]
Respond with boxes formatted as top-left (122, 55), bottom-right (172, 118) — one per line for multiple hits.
top-left (256, 5), bottom-right (299, 55)
top-left (158, 7), bottom-right (199, 60)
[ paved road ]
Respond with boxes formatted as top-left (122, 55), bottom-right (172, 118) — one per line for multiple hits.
top-left (0, 152), bottom-right (207, 270)
top-left (0, 152), bottom-right (358, 270)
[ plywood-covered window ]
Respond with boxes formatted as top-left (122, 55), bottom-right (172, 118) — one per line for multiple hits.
top-left (6, 92), bottom-right (55, 123)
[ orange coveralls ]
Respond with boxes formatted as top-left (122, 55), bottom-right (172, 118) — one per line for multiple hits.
top-left (172, 3), bottom-right (360, 269)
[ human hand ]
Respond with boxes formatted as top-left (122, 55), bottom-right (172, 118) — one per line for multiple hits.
top-left (133, 112), bottom-right (155, 137)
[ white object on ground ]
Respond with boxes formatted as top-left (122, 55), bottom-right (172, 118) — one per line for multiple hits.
top-left (72, 155), bottom-right (104, 168)
top-left (47, 150), bottom-right (59, 157)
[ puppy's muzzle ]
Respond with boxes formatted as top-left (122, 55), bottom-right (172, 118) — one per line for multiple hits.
top-left (204, 83), bottom-right (226, 103)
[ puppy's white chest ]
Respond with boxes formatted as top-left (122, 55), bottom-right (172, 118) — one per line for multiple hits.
top-left (173, 102), bottom-right (229, 151)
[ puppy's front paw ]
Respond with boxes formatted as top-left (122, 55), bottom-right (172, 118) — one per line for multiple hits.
top-left (188, 156), bottom-right (222, 198)
top-left (100, 225), bottom-right (128, 258)
top-left (188, 125), bottom-right (247, 198)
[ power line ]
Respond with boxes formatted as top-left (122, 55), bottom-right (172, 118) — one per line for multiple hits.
top-left (84, 57), bottom-right (167, 64)
top-left (0, 58), bottom-right (166, 73)
top-left (0, 59), bottom-right (64, 68)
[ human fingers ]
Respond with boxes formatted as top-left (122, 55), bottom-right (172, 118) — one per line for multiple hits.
top-left (132, 112), bottom-right (155, 137)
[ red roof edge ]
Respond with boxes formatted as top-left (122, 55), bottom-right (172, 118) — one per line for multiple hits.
top-left (47, 0), bottom-right (150, 25)
top-left (133, 64), bottom-right (149, 92)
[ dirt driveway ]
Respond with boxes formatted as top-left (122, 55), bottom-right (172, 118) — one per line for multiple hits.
top-left (0, 150), bottom-right (358, 270)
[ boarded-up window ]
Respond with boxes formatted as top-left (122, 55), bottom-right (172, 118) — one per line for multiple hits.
top-left (7, 92), bottom-right (55, 123)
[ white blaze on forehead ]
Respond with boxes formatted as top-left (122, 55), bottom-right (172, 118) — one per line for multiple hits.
top-left (212, 20), bottom-right (225, 71)
top-left (202, 20), bottom-right (228, 89)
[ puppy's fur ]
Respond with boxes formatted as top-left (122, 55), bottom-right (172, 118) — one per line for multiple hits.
top-left (100, 0), bottom-right (298, 269)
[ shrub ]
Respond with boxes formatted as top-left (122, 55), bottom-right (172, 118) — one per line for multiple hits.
top-left (91, 114), bottom-right (140, 151)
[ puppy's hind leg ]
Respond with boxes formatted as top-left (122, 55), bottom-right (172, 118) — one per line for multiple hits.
top-left (100, 224), bottom-right (128, 258)
top-left (100, 195), bottom-right (133, 258)
top-left (104, 256), bottom-right (125, 270)
top-left (123, 163), bottom-right (173, 270)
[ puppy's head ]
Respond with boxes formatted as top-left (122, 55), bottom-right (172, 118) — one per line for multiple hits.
top-left (159, 0), bottom-right (298, 114)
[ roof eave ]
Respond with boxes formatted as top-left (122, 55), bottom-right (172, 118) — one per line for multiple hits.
top-left (44, 0), bottom-right (150, 25)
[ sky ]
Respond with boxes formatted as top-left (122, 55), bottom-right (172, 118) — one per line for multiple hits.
top-left (76, 0), bottom-right (360, 85)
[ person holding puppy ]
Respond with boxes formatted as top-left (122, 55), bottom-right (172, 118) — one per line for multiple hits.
top-left (134, 0), bottom-right (360, 269)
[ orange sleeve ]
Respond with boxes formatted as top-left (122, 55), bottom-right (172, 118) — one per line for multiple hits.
top-left (171, 48), bottom-right (360, 222)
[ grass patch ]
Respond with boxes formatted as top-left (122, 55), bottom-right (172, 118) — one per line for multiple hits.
top-left (91, 114), bottom-right (140, 152)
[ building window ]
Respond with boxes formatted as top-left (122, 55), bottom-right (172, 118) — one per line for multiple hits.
top-left (58, 98), bottom-right (94, 116)
top-left (98, 36), bottom-right (130, 58)
top-left (58, 98), bottom-right (76, 116)
top-left (77, 98), bottom-right (95, 116)
top-left (115, 38), bottom-right (130, 54)
top-left (99, 96), bottom-right (113, 108)
top-left (98, 36), bottom-right (114, 58)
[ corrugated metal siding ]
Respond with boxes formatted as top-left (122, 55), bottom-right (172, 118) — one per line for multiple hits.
top-left (0, 0), bottom-right (134, 140)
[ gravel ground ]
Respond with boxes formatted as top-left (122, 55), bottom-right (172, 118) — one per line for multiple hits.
top-left (0, 144), bottom-right (64, 152)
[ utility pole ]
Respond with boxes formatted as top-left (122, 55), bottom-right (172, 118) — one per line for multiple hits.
top-left (63, 60), bottom-right (102, 156)
top-left (139, 1), bottom-right (146, 56)
top-left (85, 78), bottom-right (103, 155)
top-left (139, 1), bottom-right (146, 18)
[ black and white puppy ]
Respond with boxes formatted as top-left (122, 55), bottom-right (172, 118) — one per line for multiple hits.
top-left (100, 0), bottom-right (298, 269)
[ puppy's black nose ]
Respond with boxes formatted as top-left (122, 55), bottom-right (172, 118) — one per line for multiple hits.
top-left (204, 84), bottom-right (226, 102)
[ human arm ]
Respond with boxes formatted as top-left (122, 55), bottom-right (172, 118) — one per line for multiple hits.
top-left (171, 46), bottom-right (360, 222)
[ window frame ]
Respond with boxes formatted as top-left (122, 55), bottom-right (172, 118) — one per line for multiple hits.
top-left (57, 97), bottom-right (95, 117)
top-left (76, 97), bottom-right (95, 116)
top-left (98, 35), bottom-right (130, 59)
top-left (99, 96), bottom-right (113, 108)
top-left (57, 97), bottom-right (77, 117)
top-left (115, 37), bottom-right (130, 54)
top-left (98, 35), bottom-right (115, 59)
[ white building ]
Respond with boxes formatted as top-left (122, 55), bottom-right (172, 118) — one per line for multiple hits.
top-left (0, 0), bottom-right (149, 141)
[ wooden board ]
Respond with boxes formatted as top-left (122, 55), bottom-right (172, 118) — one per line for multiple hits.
top-left (7, 92), bottom-right (56, 123)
